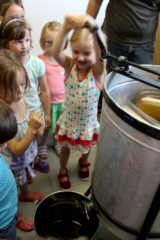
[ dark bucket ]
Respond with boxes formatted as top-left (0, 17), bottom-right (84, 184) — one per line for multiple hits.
top-left (33, 191), bottom-right (99, 240)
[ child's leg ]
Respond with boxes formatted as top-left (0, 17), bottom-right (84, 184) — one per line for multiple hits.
top-left (79, 148), bottom-right (91, 180)
top-left (57, 147), bottom-right (71, 190)
top-left (53, 133), bottom-right (60, 156)
top-left (53, 133), bottom-right (57, 146)
top-left (15, 177), bottom-right (34, 231)
top-left (19, 181), bottom-right (30, 197)
top-left (18, 169), bottom-right (44, 201)
top-left (34, 134), bottom-right (50, 172)
top-left (81, 148), bottom-right (90, 171)
top-left (60, 147), bottom-right (70, 174)
top-left (41, 129), bottom-right (49, 145)
top-left (20, 181), bottom-right (43, 199)
top-left (38, 129), bottom-right (49, 159)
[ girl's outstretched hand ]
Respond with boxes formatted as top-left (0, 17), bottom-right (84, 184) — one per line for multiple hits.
top-left (29, 110), bottom-right (44, 132)
top-left (64, 13), bottom-right (94, 31)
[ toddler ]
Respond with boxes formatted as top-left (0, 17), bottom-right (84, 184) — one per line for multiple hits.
top-left (0, 16), bottom-right (51, 174)
top-left (52, 14), bottom-right (106, 190)
top-left (38, 21), bottom-right (68, 158)
top-left (0, 49), bottom-right (44, 231)
top-left (0, 99), bottom-right (18, 240)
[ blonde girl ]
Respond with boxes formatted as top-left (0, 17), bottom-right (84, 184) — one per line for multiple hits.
top-left (52, 14), bottom-right (106, 190)
top-left (0, 16), bottom-right (51, 173)
top-left (38, 21), bottom-right (68, 158)
top-left (0, 49), bottom-right (44, 231)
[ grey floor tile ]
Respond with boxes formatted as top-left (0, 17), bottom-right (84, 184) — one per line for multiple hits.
top-left (71, 181), bottom-right (91, 195)
top-left (17, 228), bottom-right (36, 240)
top-left (18, 200), bottom-right (36, 222)
top-left (90, 145), bottom-right (97, 152)
top-left (98, 223), bottom-right (120, 240)
top-left (28, 172), bottom-right (53, 194)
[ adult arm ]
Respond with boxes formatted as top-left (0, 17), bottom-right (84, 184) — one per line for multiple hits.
top-left (91, 25), bottom-right (106, 88)
top-left (86, 0), bottom-right (103, 19)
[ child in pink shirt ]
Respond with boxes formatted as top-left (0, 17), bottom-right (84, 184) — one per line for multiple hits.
top-left (38, 21), bottom-right (68, 157)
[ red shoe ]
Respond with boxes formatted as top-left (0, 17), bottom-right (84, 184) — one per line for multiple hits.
top-left (16, 214), bottom-right (34, 232)
top-left (79, 157), bottom-right (90, 180)
top-left (19, 191), bottom-right (45, 202)
top-left (57, 169), bottom-right (71, 190)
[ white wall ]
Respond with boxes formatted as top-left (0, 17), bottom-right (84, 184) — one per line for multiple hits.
top-left (23, 0), bottom-right (108, 57)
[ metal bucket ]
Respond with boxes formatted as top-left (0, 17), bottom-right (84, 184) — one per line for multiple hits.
top-left (33, 191), bottom-right (99, 240)
top-left (92, 65), bottom-right (160, 240)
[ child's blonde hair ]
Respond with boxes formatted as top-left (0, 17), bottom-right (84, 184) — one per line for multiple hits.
top-left (0, 49), bottom-right (30, 99)
top-left (70, 28), bottom-right (93, 45)
top-left (0, 16), bottom-right (32, 48)
top-left (40, 21), bottom-right (68, 51)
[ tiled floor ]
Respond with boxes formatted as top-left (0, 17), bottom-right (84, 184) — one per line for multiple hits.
top-left (17, 132), bottom-right (120, 240)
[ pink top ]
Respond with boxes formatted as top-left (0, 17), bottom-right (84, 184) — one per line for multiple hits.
top-left (38, 53), bottom-right (65, 104)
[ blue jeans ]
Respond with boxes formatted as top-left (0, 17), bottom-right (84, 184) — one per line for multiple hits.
top-left (0, 215), bottom-right (17, 240)
top-left (107, 39), bottom-right (155, 74)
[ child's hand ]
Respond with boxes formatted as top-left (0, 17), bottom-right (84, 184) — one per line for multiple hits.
top-left (64, 13), bottom-right (77, 31)
top-left (45, 115), bottom-right (51, 128)
top-left (29, 110), bottom-right (44, 132)
top-left (37, 125), bottom-right (44, 137)
top-left (65, 13), bottom-right (94, 30)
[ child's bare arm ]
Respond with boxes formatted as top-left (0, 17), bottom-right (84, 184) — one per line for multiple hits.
top-left (39, 73), bottom-right (51, 128)
top-left (7, 111), bottom-right (44, 157)
top-left (52, 15), bottom-right (74, 71)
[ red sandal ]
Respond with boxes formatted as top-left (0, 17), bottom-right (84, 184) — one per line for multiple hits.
top-left (57, 169), bottom-right (71, 190)
top-left (16, 214), bottom-right (34, 232)
top-left (79, 157), bottom-right (91, 180)
top-left (19, 191), bottom-right (45, 202)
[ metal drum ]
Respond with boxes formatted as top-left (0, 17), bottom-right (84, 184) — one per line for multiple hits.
top-left (92, 65), bottom-right (160, 240)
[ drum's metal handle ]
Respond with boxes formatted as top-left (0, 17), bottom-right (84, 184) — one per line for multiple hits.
top-left (33, 199), bottom-right (41, 205)
top-left (82, 200), bottom-right (96, 220)
top-left (91, 26), bottom-right (160, 89)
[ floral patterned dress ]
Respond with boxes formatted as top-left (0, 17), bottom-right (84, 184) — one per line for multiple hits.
top-left (55, 63), bottom-right (102, 153)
